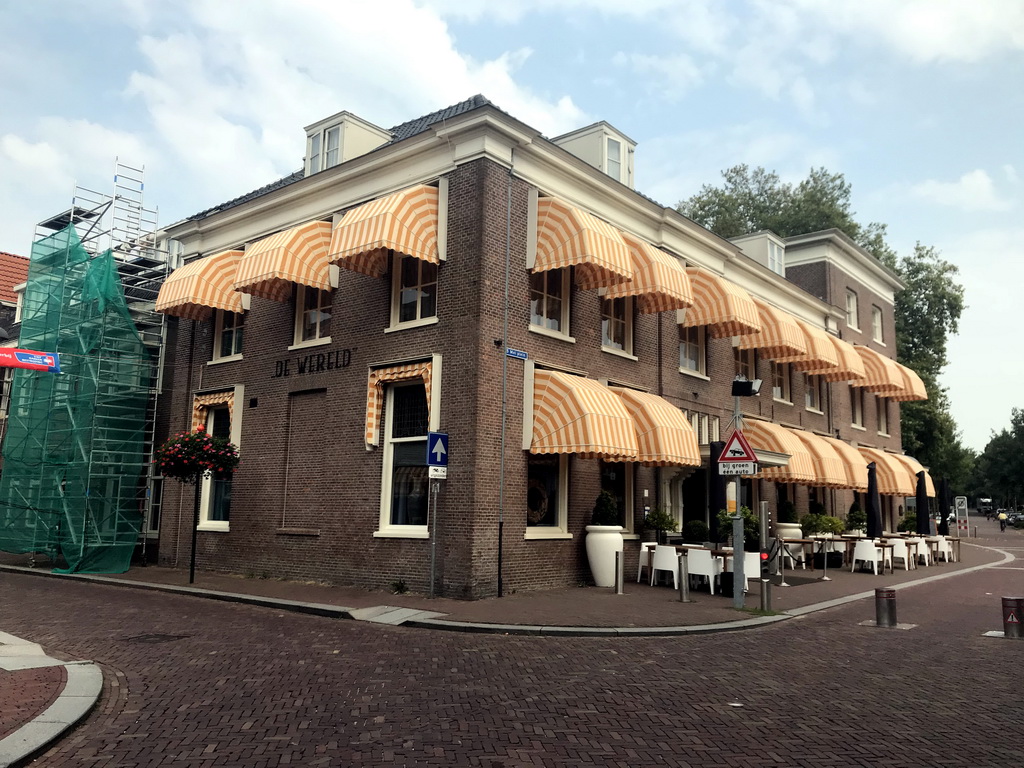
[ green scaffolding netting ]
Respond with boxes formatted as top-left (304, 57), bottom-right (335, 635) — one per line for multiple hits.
top-left (0, 225), bottom-right (153, 573)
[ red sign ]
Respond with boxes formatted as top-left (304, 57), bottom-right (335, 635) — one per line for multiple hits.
top-left (720, 429), bottom-right (758, 463)
top-left (0, 348), bottom-right (60, 373)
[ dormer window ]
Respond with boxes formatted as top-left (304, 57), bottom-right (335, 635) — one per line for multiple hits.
top-left (606, 137), bottom-right (622, 182)
top-left (307, 125), bottom-right (341, 175)
top-left (768, 241), bottom-right (785, 276)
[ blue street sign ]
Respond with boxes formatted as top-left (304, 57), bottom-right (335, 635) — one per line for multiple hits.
top-left (505, 348), bottom-right (528, 360)
top-left (427, 432), bottom-right (449, 467)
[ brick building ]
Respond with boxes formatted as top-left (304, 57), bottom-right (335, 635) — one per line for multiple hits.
top-left (153, 96), bottom-right (929, 598)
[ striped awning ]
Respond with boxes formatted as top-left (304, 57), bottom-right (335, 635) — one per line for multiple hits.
top-left (192, 391), bottom-right (234, 432)
top-left (788, 429), bottom-right (850, 488)
top-left (534, 198), bottom-right (632, 290)
top-left (819, 436), bottom-right (869, 491)
top-left (890, 363), bottom-right (928, 402)
top-left (775, 319), bottom-right (840, 372)
top-left (328, 184), bottom-right (439, 278)
top-left (233, 220), bottom-right (333, 302)
top-left (852, 346), bottom-right (905, 395)
top-left (610, 388), bottom-right (700, 467)
top-left (365, 361), bottom-right (432, 447)
top-left (531, 370), bottom-right (638, 460)
top-left (858, 447), bottom-right (916, 496)
top-left (890, 454), bottom-right (936, 497)
top-left (736, 299), bottom-right (807, 360)
top-left (681, 268), bottom-right (761, 338)
top-left (741, 419), bottom-right (816, 485)
top-left (604, 233), bottom-right (693, 313)
top-left (155, 250), bottom-right (246, 321)
top-left (802, 335), bottom-right (866, 382)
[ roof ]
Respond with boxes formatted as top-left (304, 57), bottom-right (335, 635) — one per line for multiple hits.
top-left (187, 95), bottom-right (495, 222)
top-left (0, 252), bottom-right (29, 304)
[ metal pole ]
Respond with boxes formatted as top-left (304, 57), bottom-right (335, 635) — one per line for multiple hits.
top-left (819, 539), bottom-right (831, 581)
top-left (189, 478), bottom-right (200, 584)
top-left (429, 479), bottom-right (439, 598)
top-left (678, 552), bottom-right (690, 602)
top-left (732, 514), bottom-right (744, 609)
top-left (875, 587), bottom-right (897, 627)
top-left (496, 159), bottom-right (513, 598)
top-left (615, 550), bottom-right (624, 595)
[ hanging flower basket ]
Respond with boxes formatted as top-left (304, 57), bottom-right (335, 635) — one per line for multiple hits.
top-left (154, 426), bottom-right (239, 484)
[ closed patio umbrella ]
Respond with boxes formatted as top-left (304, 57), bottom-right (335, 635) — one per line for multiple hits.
top-left (866, 462), bottom-right (883, 539)
top-left (938, 477), bottom-right (951, 536)
top-left (915, 471), bottom-right (931, 535)
top-left (708, 440), bottom-right (727, 542)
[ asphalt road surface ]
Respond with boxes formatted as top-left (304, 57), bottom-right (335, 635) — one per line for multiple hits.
top-left (3, 561), bottom-right (1023, 767)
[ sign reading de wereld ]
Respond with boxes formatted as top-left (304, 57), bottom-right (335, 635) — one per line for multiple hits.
top-left (272, 348), bottom-right (353, 378)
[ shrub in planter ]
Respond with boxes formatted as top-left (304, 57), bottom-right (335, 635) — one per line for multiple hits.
top-left (682, 519), bottom-right (709, 543)
top-left (778, 499), bottom-right (798, 524)
top-left (897, 513), bottom-right (917, 532)
top-left (846, 504), bottom-right (867, 532)
top-left (643, 505), bottom-right (678, 542)
top-left (716, 506), bottom-right (760, 551)
top-left (586, 491), bottom-right (623, 588)
top-left (591, 490), bottom-right (621, 526)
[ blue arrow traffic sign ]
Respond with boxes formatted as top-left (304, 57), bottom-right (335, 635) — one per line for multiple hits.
top-left (427, 432), bottom-right (449, 467)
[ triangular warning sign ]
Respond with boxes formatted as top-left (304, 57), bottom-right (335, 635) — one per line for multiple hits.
top-left (720, 429), bottom-right (758, 463)
top-left (1008, 611), bottom-right (1019, 624)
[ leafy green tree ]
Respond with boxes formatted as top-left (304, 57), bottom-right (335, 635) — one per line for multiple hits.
top-left (971, 409), bottom-right (1024, 507)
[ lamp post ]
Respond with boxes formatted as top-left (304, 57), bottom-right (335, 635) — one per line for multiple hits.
top-left (729, 376), bottom-right (761, 610)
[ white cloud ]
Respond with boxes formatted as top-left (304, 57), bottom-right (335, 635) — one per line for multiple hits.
top-left (911, 170), bottom-right (1013, 212)
top-left (611, 52), bottom-right (704, 101)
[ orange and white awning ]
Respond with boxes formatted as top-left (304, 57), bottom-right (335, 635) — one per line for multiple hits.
top-left (853, 346), bottom-right (905, 395)
top-left (741, 419), bottom-right (816, 484)
top-left (819, 436), bottom-right (869, 492)
top-left (681, 268), bottom-right (760, 338)
top-left (890, 363), bottom-right (928, 402)
top-left (736, 299), bottom-right (807, 360)
top-left (530, 370), bottom-right (637, 460)
top-left (859, 447), bottom-right (916, 496)
top-left (802, 335), bottom-right (866, 383)
top-left (604, 233), bottom-right (693, 313)
top-left (775, 319), bottom-right (840, 372)
top-left (233, 220), bottom-right (333, 302)
top-left (365, 361), bottom-right (432, 447)
top-left (611, 388), bottom-right (700, 467)
top-left (533, 198), bottom-right (632, 290)
top-left (890, 454), bottom-right (935, 497)
top-left (788, 429), bottom-right (850, 488)
top-left (328, 184), bottom-right (440, 278)
top-left (155, 250), bottom-right (246, 321)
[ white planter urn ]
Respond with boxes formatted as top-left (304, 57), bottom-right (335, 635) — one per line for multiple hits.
top-left (585, 525), bottom-right (625, 587)
top-left (775, 522), bottom-right (802, 540)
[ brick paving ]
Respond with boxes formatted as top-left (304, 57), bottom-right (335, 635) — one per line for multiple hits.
top-left (0, 523), bottom-right (1021, 766)
top-left (0, 665), bottom-right (66, 740)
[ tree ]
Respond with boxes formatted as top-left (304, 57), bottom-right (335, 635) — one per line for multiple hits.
top-left (678, 166), bottom-right (971, 485)
top-left (970, 409), bottom-right (1024, 507)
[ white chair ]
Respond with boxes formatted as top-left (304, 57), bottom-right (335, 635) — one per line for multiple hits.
top-left (934, 537), bottom-right (953, 563)
top-left (909, 537), bottom-right (932, 566)
top-left (726, 551), bottom-right (763, 593)
top-left (781, 539), bottom-right (806, 570)
top-left (649, 545), bottom-right (680, 589)
top-left (687, 548), bottom-right (723, 594)
top-left (636, 541), bottom-right (657, 583)
top-left (888, 539), bottom-right (911, 571)
top-left (851, 540), bottom-right (883, 574)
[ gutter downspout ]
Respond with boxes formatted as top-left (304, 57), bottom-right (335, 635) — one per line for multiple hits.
top-left (497, 154), bottom-right (514, 597)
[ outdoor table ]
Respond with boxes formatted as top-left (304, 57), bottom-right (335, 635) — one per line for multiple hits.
top-left (947, 537), bottom-right (962, 562)
top-left (875, 542), bottom-right (895, 574)
top-left (816, 536), bottom-right (859, 567)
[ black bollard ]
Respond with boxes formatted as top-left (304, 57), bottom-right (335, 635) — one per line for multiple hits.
top-left (1002, 597), bottom-right (1023, 639)
top-left (875, 587), bottom-right (897, 627)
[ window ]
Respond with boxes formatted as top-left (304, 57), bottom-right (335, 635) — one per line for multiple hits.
top-left (526, 454), bottom-right (567, 532)
top-left (0, 367), bottom-right (12, 416)
top-left (530, 269), bottom-right (568, 334)
top-left (392, 255), bottom-right (438, 326)
top-left (684, 411), bottom-right (720, 445)
top-left (606, 137), bottom-right (622, 182)
top-left (734, 346), bottom-right (756, 381)
top-left (845, 290), bottom-right (859, 329)
top-left (213, 310), bottom-right (244, 360)
top-left (146, 478), bottom-right (163, 534)
top-left (307, 124), bottom-right (341, 174)
top-left (381, 383), bottom-right (430, 529)
top-left (877, 396), bottom-right (889, 435)
top-left (768, 241), bottom-right (785, 276)
top-left (771, 361), bottom-right (791, 402)
top-left (805, 374), bottom-right (822, 412)
top-left (294, 287), bottom-right (332, 345)
top-left (851, 387), bottom-right (864, 428)
top-left (872, 306), bottom-right (884, 343)
top-left (601, 296), bottom-right (632, 354)
top-left (600, 461), bottom-right (632, 531)
top-left (201, 406), bottom-right (233, 526)
top-left (679, 326), bottom-right (706, 375)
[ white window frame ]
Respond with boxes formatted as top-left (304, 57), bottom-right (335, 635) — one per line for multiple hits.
top-left (606, 137), bottom-right (623, 182)
top-left (197, 387), bottom-right (243, 532)
top-left (871, 305), bottom-right (884, 344)
top-left (846, 289), bottom-right (859, 330)
top-left (211, 310), bottom-right (244, 363)
top-left (772, 361), bottom-right (792, 403)
top-left (0, 366), bottom-right (12, 417)
top-left (851, 386), bottom-right (865, 429)
top-left (734, 346), bottom-right (755, 381)
top-left (13, 284), bottom-right (25, 323)
top-left (877, 395), bottom-right (889, 436)
top-left (306, 124), bottom-right (342, 175)
top-left (529, 268), bottom-right (573, 341)
top-left (767, 241), bottom-right (785, 276)
top-left (292, 285), bottom-right (333, 348)
top-left (524, 454), bottom-right (571, 540)
top-left (679, 326), bottom-right (707, 377)
top-left (804, 373), bottom-right (823, 412)
top-left (601, 296), bottom-right (634, 357)
top-left (377, 381), bottom-right (431, 538)
top-left (389, 254), bottom-right (439, 331)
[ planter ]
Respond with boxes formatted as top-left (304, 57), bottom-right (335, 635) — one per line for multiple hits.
top-left (775, 522), bottom-right (802, 540)
top-left (585, 525), bottom-right (625, 587)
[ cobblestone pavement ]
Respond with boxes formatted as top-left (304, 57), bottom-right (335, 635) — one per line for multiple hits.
top-left (3, 547), bottom-right (1024, 767)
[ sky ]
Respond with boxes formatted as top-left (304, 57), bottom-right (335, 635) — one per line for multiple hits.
top-left (1, 0), bottom-right (1021, 452)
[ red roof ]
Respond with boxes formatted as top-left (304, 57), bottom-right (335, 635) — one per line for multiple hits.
top-left (0, 252), bottom-right (29, 304)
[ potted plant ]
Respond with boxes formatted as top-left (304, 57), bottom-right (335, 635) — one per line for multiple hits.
top-left (716, 506), bottom-right (760, 551)
top-left (775, 499), bottom-right (801, 540)
top-left (846, 503), bottom-right (867, 535)
top-left (682, 519), bottom-right (710, 544)
top-left (643, 505), bottom-right (678, 544)
top-left (585, 490), bottom-right (624, 588)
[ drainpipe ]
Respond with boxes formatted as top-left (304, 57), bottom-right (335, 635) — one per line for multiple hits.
top-left (497, 153), bottom-right (514, 597)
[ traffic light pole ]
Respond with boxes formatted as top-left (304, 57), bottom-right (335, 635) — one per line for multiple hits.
top-left (759, 500), bottom-right (772, 612)
top-left (731, 395), bottom-right (744, 610)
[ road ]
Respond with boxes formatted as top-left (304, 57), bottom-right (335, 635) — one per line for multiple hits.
top-left (3, 558), bottom-right (1023, 767)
